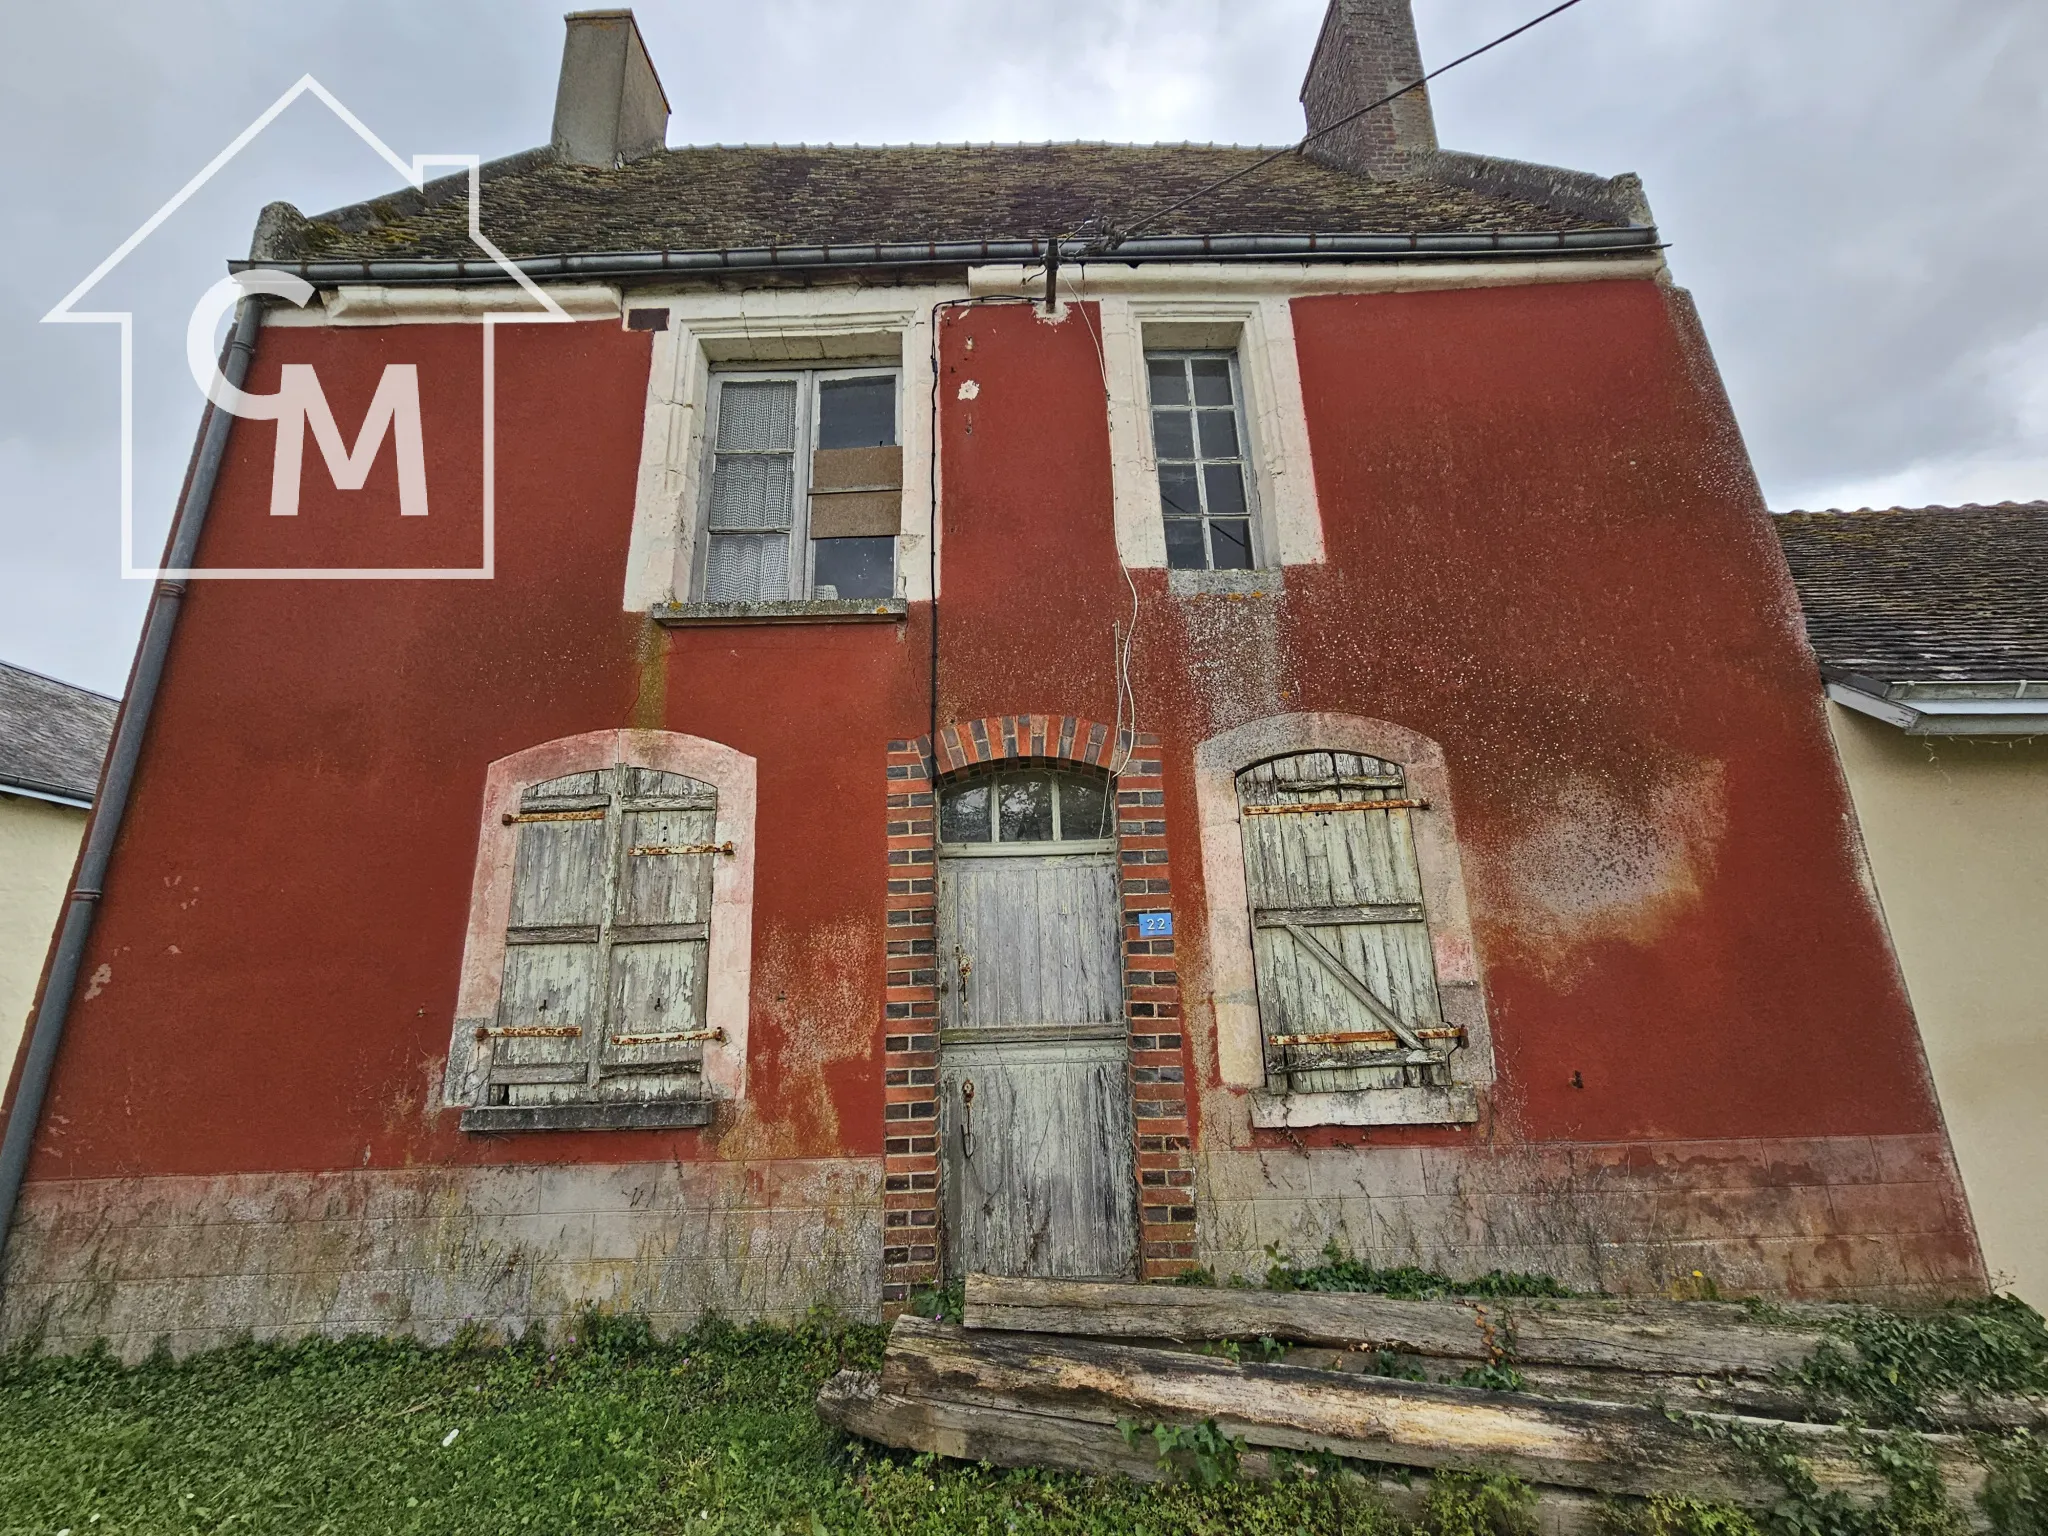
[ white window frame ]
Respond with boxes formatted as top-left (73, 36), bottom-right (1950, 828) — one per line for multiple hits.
top-left (694, 364), bottom-right (903, 604)
top-left (444, 729), bottom-right (756, 1118)
top-left (1094, 296), bottom-right (1325, 574)
top-left (620, 288), bottom-right (955, 612)
top-left (1142, 348), bottom-right (1264, 572)
top-left (1194, 712), bottom-right (1495, 1128)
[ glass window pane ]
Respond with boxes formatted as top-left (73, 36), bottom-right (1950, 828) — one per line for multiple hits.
top-left (1059, 774), bottom-right (1110, 840)
top-left (707, 454), bottom-right (794, 531)
top-left (1146, 357), bottom-right (1188, 405)
top-left (1203, 462), bottom-right (1248, 517)
top-left (716, 380), bottom-right (797, 451)
top-left (1191, 358), bottom-right (1234, 407)
top-left (939, 781), bottom-right (991, 844)
top-left (811, 536), bottom-right (894, 600)
top-left (817, 375), bottom-right (896, 449)
top-left (1151, 410), bottom-right (1194, 461)
top-left (1197, 408), bottom-right (1240, 459)
top-left (1210, 519), bottom-right (1254, 570)
top-left (996, 774), bottom-right (1054, 843)
top-left (705, 532), bottom-right (789, 601)
top-left (1158, 463), bottom-right (1202, 519)
top-left (1164, 519), bottom-right (1207, 569)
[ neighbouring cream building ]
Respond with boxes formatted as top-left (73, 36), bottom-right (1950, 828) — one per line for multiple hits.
top-left (0, 663), bottom-right (115, 1075)
top-left (1778, 503), bottom-right (2048, 1305)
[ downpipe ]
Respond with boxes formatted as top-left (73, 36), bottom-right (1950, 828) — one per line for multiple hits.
top-left (0, 298), bottom-right (264, 1291)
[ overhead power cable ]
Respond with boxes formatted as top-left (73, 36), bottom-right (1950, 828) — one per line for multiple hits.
top-left (1102, 0), bottom-right (1592, 249)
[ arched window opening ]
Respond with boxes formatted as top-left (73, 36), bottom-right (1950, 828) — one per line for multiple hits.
top-left (938, 766), bottom-right (1114, 850)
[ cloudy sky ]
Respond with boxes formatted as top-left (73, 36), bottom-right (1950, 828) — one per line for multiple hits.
top-left (2, 0), bottom-right (2043, 696)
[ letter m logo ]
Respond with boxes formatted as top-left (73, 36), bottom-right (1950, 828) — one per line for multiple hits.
top-left (268, 363), bottom-right (429, 518)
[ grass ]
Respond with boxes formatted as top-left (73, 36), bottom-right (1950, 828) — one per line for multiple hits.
top-left (0, 1309), bottom-right (1466, 1536)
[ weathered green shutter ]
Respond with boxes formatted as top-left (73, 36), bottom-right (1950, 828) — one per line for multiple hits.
top-left (492, 770), bottom-right (611, 1104)
top-left (600, 766), bottom-right (716, 1101)
top-left (485, 766), bottom-right (717, 1109)
top-left (1236, 752), bottom-right (1455, 1093)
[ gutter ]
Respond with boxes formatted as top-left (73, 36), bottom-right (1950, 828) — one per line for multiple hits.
top-left (1823, 666), bottom-right (2048, 737)
top-left (229, 226), bottom-right (1661, 287)
top-left (0, 783), bottom-right (94, 811)
top-left (0, 299), bottom-right (264, 1287)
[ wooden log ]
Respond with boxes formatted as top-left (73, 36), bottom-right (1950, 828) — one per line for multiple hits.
top-left (819, 1368), bottom-right (1619, 1536)
top-left (880, 1317), bottom-right (1984, 1509)
top-left (962, 1274), bottom-right (1833, 1378)
top-left (1282, 1350), bottom-right (2046, 1433)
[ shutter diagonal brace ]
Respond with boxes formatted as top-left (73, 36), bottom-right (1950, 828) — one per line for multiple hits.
top-left (1273, 917), bottom-right (1431, 1053)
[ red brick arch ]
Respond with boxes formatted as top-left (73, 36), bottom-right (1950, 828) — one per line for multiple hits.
top-left (878, 715), bottom-right (1195, 1308)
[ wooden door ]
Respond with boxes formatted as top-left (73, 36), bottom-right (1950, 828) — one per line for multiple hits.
top-left (937, 850), bottom-right (1137, 1280)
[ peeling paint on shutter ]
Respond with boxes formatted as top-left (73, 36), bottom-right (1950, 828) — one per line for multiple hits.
top-left (482, 766), bottom-right (718, 1110)
top-left (1237, 752), bottom-right (1456, 1093)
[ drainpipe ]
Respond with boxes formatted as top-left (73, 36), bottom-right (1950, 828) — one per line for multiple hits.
top-left (0, 298), bottom-right (264, 1289)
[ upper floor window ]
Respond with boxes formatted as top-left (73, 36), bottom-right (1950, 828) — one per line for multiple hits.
top-left (1147, 351), bottom-right (1256, 571)
top-left (700, 367), bottom-right (901, 603)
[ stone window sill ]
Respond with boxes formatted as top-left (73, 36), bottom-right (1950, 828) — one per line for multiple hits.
top-left (1166, 569), bottom-right (1284, 598)
top-left (460, 1100), bottom-right (713, 1133)
top-left (1249, 1084), bottom-right (1477, 1129)
top-left (652, 599), bottom-right (907, 626)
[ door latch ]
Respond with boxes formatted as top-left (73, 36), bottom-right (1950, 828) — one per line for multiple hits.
top-left (954, 947), bottom-right (973, 1013)
top-left (960, 1076), bottom-right (975, 1161)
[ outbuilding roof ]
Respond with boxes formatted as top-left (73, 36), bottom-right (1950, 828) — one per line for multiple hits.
top-left (1773, 503), bottom-right (2048, 684)
top-left (283, 141), bottom-right (1630, 264)
top-left (0, 661), bottom-right (117, 807)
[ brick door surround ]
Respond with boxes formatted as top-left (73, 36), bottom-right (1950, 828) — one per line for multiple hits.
top-left (879, 715), bottom-right (1198, 1307)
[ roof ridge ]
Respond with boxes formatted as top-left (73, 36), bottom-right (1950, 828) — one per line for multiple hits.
top-left (0, 658), bottom-right (119, 705)
top-left (1775, 500), bottom-right (2048, 517)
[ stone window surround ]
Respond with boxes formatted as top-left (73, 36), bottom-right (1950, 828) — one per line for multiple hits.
top-left (443, 728), bottom-right (757, 1113)
top-left (1193, 712), bottom-right (1494, 1128)
top-left (1093, 293), bottom-right (1325, 572)
top-left (620, 286), bottom-right (961, 614)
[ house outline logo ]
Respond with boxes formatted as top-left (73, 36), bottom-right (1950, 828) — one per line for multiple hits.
top-left (44, 74), bottom-right (571, 581)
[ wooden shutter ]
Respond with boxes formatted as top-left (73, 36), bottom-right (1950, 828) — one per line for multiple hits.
top-left (1236, 752), bottom-right (1457, 1093)
top-left (600, 766), bottom-right (716, 1101)
top-left (492, 770), bottom-right (611, 1105)
top-left (483, 766), bottom-right (719, 1109)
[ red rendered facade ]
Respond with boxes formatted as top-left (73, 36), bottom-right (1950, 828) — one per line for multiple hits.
top-left (2, 272), bottom-right (1983, 1342)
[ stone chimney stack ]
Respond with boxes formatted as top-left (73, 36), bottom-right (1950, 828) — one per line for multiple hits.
top-left (1299, 0), bottom-right (1438, 178)
top-left (551, 10), bottom-right (670, 168)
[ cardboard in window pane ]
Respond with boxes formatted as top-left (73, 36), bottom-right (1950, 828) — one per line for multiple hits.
top-left (812, 536), bottom-right (894, 599)
top-left (818, 376), bottom-right (895, 449)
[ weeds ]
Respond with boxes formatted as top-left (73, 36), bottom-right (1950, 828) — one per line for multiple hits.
top-left (1265, 1241), bottom-right (1573, 1301)
top-left (1788, 1295), bottom-right (2048, 1427)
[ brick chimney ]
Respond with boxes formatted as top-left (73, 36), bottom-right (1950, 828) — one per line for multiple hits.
top-left (552, 10), bottom-right (670, 168)
top-left (1299, 0), bottom-right (1438, 178)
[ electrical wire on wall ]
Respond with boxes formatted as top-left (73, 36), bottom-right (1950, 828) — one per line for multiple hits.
top-left (926, 293), bottom-right (1038, 756)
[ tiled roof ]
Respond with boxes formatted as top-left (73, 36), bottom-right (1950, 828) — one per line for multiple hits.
top-left (292, 142), bottom-right (1622, 262)
top-left (1773, 503), bottom-right (2048, 683)
top-left (0, 662), bottom-right (116, 805)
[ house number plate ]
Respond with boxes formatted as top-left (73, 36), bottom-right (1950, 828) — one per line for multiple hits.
top-left (1136, 911), bottom-right (1173, 938)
